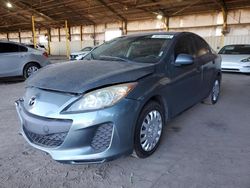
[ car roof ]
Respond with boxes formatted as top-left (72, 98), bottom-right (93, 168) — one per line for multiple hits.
top-left (123, 31), bottom-right (190, 38)
top-left (0, 40), bottom-right (20, 44)
top-left (0, 40), bottom-right (29, 48)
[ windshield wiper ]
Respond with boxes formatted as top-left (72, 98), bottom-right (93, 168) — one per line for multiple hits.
top-left (99, 55), bottom-right (130, 62)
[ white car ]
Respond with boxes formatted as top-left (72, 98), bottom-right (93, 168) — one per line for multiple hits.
top-left (70, 46), bottom-right (93, 60)
top-left (219, 44), bottom-right (250, 73)
top-left (0, 41), bottom-right (50, 79)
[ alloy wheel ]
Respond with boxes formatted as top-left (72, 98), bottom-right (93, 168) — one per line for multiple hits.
top-left (27, 66), bottom-right (39, 77)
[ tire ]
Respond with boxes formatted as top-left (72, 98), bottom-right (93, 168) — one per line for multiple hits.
top-left (23, 63), bottom-right (40, 79)
top-left (133, 101), bottom-right (165, 158)
top-left (203, 78), bottom-right (221, 105)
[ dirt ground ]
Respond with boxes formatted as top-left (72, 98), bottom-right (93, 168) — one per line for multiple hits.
top-left (0, 73), bottom-right (250, 188)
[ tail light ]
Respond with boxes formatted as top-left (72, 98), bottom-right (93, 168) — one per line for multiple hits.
top-left (43, 52), bottom-right (48, 58)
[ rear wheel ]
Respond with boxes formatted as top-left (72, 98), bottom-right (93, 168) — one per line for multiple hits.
top-left (133, 101), bottom-right (165, 158)
top-left (23, 63), bottom-right (40, 79)
top-left (203, 78), bottom-right (220, 105)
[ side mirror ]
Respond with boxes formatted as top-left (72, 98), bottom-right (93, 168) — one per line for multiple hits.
top-left (175, 54), bottom-right (194, 66)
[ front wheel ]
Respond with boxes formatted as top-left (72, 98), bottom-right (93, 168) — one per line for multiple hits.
top-left (203, 78), bottom-right (221, 105)
top-left (23, 63), bottom-right (40, 79)
top-left (133, 101), bottom-right (165, 158)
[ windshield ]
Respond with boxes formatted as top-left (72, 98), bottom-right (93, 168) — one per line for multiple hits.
top-left (85, 34), bottom-right (173, 63)
top-left (219, 45), bottom-right (250, 55)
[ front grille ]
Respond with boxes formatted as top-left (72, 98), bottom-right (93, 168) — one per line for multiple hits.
top-left (91, 123), bottom-right (113, 152)
top-left (23, 127), bottom-right (67, 148)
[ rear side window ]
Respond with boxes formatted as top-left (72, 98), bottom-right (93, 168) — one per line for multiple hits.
top-left (19, 45), bottom-right (28, 52)
top-left (0, 42), bottom-right (27, 53)
top-left (38, 44), bottom-right (45, 48)
top-left (28, 44), bottom-right (35, 48)
top-left (174, 35), bottom-right (196, 58)
top-left (194, 37), bottom-right (211, 57)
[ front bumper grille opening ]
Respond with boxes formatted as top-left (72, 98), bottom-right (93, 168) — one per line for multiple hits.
top-left (23, 127), bottom-right (67, 148)
top-left (91, 123), bottom-right (113, 152)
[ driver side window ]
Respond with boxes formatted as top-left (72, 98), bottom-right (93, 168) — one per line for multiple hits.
top-left (174, 35), bottom-right (196, 59)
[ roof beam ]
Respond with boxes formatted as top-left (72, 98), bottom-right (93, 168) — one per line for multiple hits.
top-left (96, 0), bottom-right (127, 21)
top-left (58, 1), bottom-right (95, 25)
top-left (10, 1), bottom-right (57, 23)
top-left (214, 0), bottom-right (228, 12)
top-left (112, 0), bottom-right (156, 18)
top-left (171, 0), bottom-right (201, 16)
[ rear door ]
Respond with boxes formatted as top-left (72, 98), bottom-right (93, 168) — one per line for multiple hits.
top-left (169, 34), bottom-right (202, 115)
top-left (193, 36), bottom-right (217, 98)
top-left (0, 42), bottom-right (27, 77)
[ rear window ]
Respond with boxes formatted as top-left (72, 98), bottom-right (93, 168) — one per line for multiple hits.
top-left (27, 44), bottom-right (35, 48)
top-left (19, 45), bottom-right (28, 52)
top-left (219, 45), bottom-right (250, 55)
top-left (38, 44), bottom-right (45, 48)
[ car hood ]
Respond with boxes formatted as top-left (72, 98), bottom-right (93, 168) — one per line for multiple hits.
top-left (26, 60), bottom-right (155, 94)
top-left (70, 51), bottom-right (89, 56)
top-left (221, 54), bottom-right (250, 64)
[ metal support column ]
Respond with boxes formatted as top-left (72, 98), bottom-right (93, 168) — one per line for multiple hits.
top-left (47, 28), bottom-right (51, 55)
top-left (80, 25), bottom-right (83, 49)
top-left (31, 16), bottom-right (37, 48)
top-left (18, 30), bottom-right (21, 43)
top-left (122, 21), bottom-right (127, 35)
top-left (58, 28), bottom-right (61, 42)
top-left (93, 25), bottom-right (96, 46)
top-left (220, 8), bottom-right (228, 48)
top-left (164, 16), bottom-right (169, 31)
top-left (65, 20), bottom-right (70, 58)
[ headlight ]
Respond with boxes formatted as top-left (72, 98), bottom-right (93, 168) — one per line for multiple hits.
top-left (65, 83), bottom-right (137, 112)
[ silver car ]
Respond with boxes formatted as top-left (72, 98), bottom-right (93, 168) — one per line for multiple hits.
top-left (70, 46), bottom-right (93, 61)
top-left (0, 41), bottom-right (50, 79)
top-left (219, 44), bottom-right (250, 73)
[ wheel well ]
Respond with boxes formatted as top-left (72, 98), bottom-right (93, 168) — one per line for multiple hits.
top-left (144, 95), bottom-right (169, 121)
top-left (217, 72), bottom-right (221, 78)
top-left (23, 62), bottom-right (41, 73)
top-left (217, 71), bottom-right (222, 80)
top-left (25, 62), bottom-right (41, 68)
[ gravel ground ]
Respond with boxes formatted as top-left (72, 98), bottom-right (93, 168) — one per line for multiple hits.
top-left (0, 73), bottom-right (250, 188)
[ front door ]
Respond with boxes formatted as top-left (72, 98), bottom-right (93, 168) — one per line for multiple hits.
top-left (168, 34), bottom-right (202, 116)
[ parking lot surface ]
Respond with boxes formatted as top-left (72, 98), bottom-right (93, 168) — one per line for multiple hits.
top-left (0, 73), bottom-right (249, 188)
